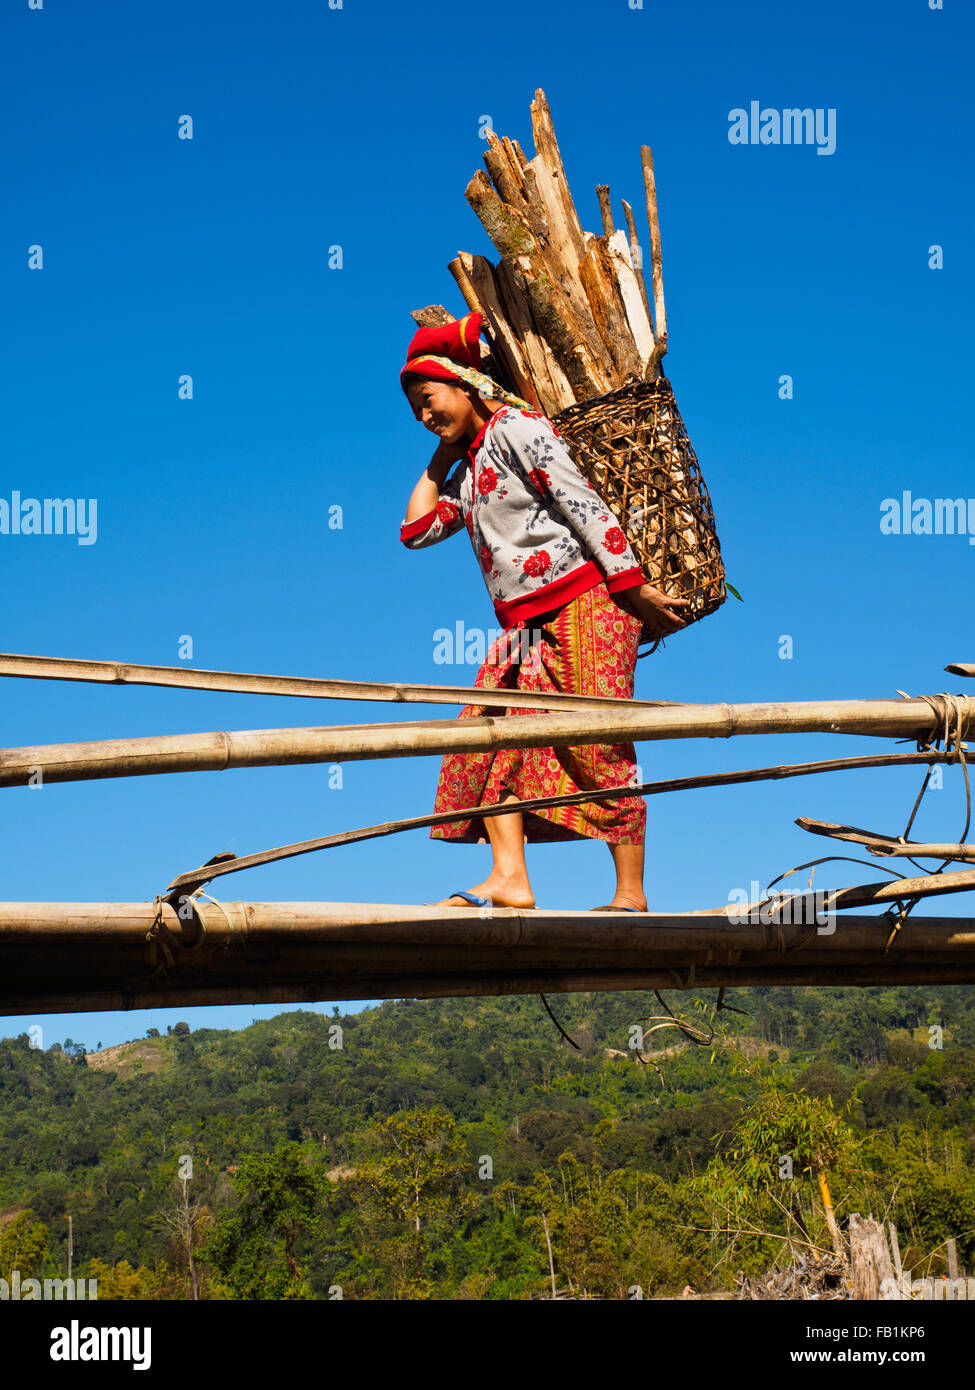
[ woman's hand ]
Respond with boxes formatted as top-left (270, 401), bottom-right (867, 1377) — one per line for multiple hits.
top-left (431, 435), bottom-right (470, 467)
top-left (616, 582), bottom-right (691, 636)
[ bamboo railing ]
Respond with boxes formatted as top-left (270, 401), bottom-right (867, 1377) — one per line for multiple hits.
top-left (1, 695), bottom-right (971, 789)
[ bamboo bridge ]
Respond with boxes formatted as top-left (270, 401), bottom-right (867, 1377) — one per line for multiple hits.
top-left (1, 652), bottom-right (974, 1017)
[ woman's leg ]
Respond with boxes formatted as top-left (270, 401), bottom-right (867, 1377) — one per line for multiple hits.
top-left (439, 792), bottom-right (536, 908)
top-left (606, 841), bottom-right (648, 912)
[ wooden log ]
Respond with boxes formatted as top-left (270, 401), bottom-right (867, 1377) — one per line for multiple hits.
top-left (478, 140), bottom-right (592, 410)
top-left (1, 696), bottom-right (969, 788)
top-left (410, 305), bottom-right (455, 327)
top-left (448, 253), bottom-right (541, 408)
top-left (520, 96), bottom-right (620, 383)
top-left (495, 256), bottom-right (574, 413)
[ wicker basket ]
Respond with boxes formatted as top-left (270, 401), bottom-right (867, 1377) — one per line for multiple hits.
top-left (551, 377), bottom-right (726, 652)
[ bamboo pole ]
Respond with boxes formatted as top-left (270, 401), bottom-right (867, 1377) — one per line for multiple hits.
top-left (0, 650), bottom-right (676, 714)
top-left (5, 901), bottom-right (975, 949)
top-left (9, 964), bottom-right (975, 1019)
top-left (161, 752), bottom-right (959, 897)
top-left (4, 904), bottom-right (975, 1016)
top-left (2, 696), bottom-right (969, 789)
top-left (797, 816), bottom-right (975, 861)
top-left (6, 900), bottom-right (975, 949)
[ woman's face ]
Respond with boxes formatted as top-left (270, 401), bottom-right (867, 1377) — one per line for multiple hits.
top-left (406, 378), bottom-right (477, 444)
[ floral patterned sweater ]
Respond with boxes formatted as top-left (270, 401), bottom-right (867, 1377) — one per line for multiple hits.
top-left (399, 406), bottom-right (644, 627)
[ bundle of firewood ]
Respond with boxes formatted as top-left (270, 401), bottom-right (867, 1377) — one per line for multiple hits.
top-left (412, 89), bottom-right (727, 648)
top-left (413, 89), bottom-right (665, 413)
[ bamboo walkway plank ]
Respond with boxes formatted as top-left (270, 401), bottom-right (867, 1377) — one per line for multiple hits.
top-left (2, 903), bottom-right (974, 1016)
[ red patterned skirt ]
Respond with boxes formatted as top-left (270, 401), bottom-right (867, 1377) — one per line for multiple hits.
top-left (430, 580), bottom-right (646, 845)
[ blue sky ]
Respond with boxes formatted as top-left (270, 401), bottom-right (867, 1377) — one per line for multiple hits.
top-left (2, 0), bottom-right (972, 1049)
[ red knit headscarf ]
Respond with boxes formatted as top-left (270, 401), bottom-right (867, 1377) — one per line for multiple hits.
top-left (400, 311), bottom-right (536, 418)
top-left (400, 312), bottom-right (484, 409)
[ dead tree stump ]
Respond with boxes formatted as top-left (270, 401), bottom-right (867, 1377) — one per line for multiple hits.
top-left (849, 1213), bottom-right (897, 1299)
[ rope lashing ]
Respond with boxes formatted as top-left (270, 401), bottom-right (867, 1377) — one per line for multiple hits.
top-left (146, 888), bottom-right (239, 974)
top-left (896, 690), bottom-right (973, 760)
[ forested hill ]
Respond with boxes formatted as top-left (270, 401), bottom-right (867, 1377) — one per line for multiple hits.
top-left (2, 985), bottom-right (975, 1299)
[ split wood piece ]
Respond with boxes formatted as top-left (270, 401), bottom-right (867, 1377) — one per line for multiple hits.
top-left (607, 227), bottom-right (656, 374)
top-left (578, 234), bottom-right (644, 383)
top-left (796, 816), bottom-right (975, 862)
top-left (510, 138), bottom-right (530, 170)
top-left (640, 144), bottom-right (668, 375)
top-left (447, 253), bottom-right (540, 408)
top-left (165, 752), bottom-right (963, 898)
top-left (0, 651), bottom-right (674, 714)
top-left (482, 131), bottom-right (528, 213)
top-left (529, 90), bottom-right (591, 282)
top-left (620, 197), bottom-right (654, 324)
top-left (1, 697), bottom-right (970, 789)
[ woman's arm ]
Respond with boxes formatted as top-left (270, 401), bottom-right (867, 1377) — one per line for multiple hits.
top-left (405, 441), bottom-right (464, 521)
top-left (400, 439), bottom-right (469, 549)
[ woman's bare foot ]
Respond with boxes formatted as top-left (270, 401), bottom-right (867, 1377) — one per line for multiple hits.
top-left (439, 868), bottom-right (535, 909)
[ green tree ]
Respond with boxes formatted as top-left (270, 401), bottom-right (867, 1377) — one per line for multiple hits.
top-left (0, 1210), bottom-right (50, 1281)
top-left (352, 1107), bottom-right (478, 1297)
top-left (355, 1106), bottom-right (477, 1236)
top-left (199, 1142), bottom-right (330, 1299)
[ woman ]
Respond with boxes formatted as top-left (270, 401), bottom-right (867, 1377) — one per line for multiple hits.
top-left (399, 312), bottom-right (688, 911)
